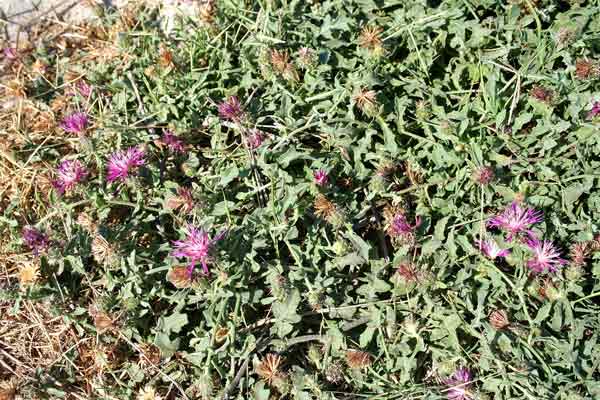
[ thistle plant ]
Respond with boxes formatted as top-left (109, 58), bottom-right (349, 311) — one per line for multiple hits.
top-left (4, 1), bottom-right (600, 399)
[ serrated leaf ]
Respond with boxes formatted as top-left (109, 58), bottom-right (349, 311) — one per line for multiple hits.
top-left (533, 303), bottom-right (552, 325)
top-left (161, 311), bottom-right (189, 334)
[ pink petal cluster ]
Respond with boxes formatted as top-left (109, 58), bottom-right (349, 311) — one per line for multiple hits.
top-left (487, 202), bottom-right (543, 241)
top-left (246, 129), bottom-right (265, 149)
top-left (218, 96), bottom-right (244, 121)
top-left (22, 226), bottom-right (50, 256)
top-left (171, 225), bottom-right (226, 276)
top-left (388, 214), bottom-right (421, 238)
top-left (3, 47), bottom-right (18, 60)
top-left (60, 112), bottom-right (89, 135)
top-left (475, 239), bottom-right (510, 260)
top-left (444, 368), bottom-right (473, 400)
top-left (166, 187), bottom-right (195, 214)
top-left (525, 238), bottom-right (566, 273)
top-left (472, 166), bottom-right (494, 185)
top-left (76, 80), bottom-right (93, 97)
top-left (588, 101), bottom-right (600, 119)
top-left (52, 159), bottom-right (88, 195)
top-left (106, 146), bottom-right (146, 183)
top-left (160, 130), bottom-right (186, 153)
top-left (313, 169), bottom-right (329, 186)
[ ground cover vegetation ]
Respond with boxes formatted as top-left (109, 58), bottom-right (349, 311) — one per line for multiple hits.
top-left (1, 0), bottom-right (600, 399)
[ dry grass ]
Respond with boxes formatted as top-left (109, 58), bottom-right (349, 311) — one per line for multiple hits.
top-left (0, 16), bottom-right (105, 398)
top-left (0, 297), bottom-right (163, 398)
top-left (0, 299), bottom-right (81, 380)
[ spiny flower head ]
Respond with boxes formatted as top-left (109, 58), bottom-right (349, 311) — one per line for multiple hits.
top-left (472, 166), bottom-right (494, 185)
top-left (587, 101), bottom-right (600, 120)
top-left (358, 26), bottom-right (383, 50)
top-left (106, 146), bottom-right (146, 183)
top-left (91, 234), bottom-right (118, 266)
top-left (569, 242), bottom-right (590, 267)
top-left (555, 27), bottom-right (575, 46)
top-left (396, 263), bottom-right (420, 283)
top-left (22, 226), bottom-right (50, 255)
top-left (52, 159), bottom-right (88, 195)
top-left (269, 49), bottom-right (298, 80)
top-left (313, 194), bottom-right (340, 223)
top-left (166, 187), bottom-right (195, 213)
top-left (575, 58), bottom-right (597, 80)
top-left (256, 353), bottom-right (285, 385)
top-left (137, 386), bottom-right (162, 400)
top-left (353, 88), bottom-right (378, 115)
top-left (297, 47), bottom-right (316, 68)
top-left (3, 47), bottom-right (18, 60)
top-left (489, 309), bottom-right (510, 330)
top-left (526, 238), bottom-right (566, 274)
top-left (313, 169), bottom-right (329, 186)
top-left (199, 0), bottom-right (216, 25)
top-left (487, 202), bottom-right (543, 241)
top-left (324, 362), bottom-right (344, 384)
top-left (218, 96), bottom-right (244, 121)
top-left (171, 225), bottom-right (225, 276)
top-left (345, 350), bottom-right (372, 369)
top-left (76, 80), bottom-right (93, 97)
top-left (246, 129), bottom-right (265, 149)
top-left (270, 49), bottom-right (291, 74)
top-left (19, 262), bottom-right (40, 289)
top-left (529, 85), bottom-right (554, 103)
top-left (475, 239), bottom-right (510, 260)
top-left (160, 130), bottom-right (185, 153)
top-left (388, 213), bottom-right (421, 239)
top-left (166, 265), bottom-right (194, 288)
top-left (444, 367), bottom-right (473, 400)
top-left (77, 213), bottom-right (97, 234)
top-left (60, 112), bottom-right (89, 135)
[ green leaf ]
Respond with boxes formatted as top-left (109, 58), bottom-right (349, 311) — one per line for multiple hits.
top-left (272, 289), bottom-right (302, 338)
top-left (344, 231), bottom-right (371, 261)
top-left (160, 311), bottom-right (189, 334)
top-left (219, 165), bottom-right (239, 186)
top-left (359, 326), bottom-right (376, 347)
top-left (155, 333), bottom-right (180, 358)
top-left (335, 252), bottom-right (366, 267)
top-left (533, 303), bottom-right (552, 325)
top-left (422, 239), bottom-right (442, 256)
top-left (376, 115), bottom-right (398, 153)
top-left (434, 216), bottom-right (450, 241)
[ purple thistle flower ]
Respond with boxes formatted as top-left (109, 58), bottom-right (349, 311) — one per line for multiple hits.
top-left (475, 239), bottom-right (510, 260)
top-left (246, 129), bottom-right (265, 150)
top-left (587, 101), bottom-right (600, 119)
top-left (76, 80), bottom-right (93, 97)
top-left (388, 214), bottom-right (421, 238)
top-left (60, 112), bottom-right (89, 135)
top-left (52, 159), bottom-right (88, 195)
top-left (171, 225), bottom-right (226, 276)
top-left (22, 226), bottom-right (50, 256)
top-left (487, 202), bottom-right (543, 242)
top-left (313, 169), bottom-right (329, 186)
top-left (160, 130), bottom-right (186, 153)
top-left (106, 146), bottom-right (146, 183)
top-left (444, 368), bottom-right (474, 400)
top-left (472, 166), bottom-right (494, 185)
top-left (525, 238), bottom-right (566, 274)
top-left (218, 96), bottom-right (244, 121)
top-left (3, 47), bottom-right (18, 60)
